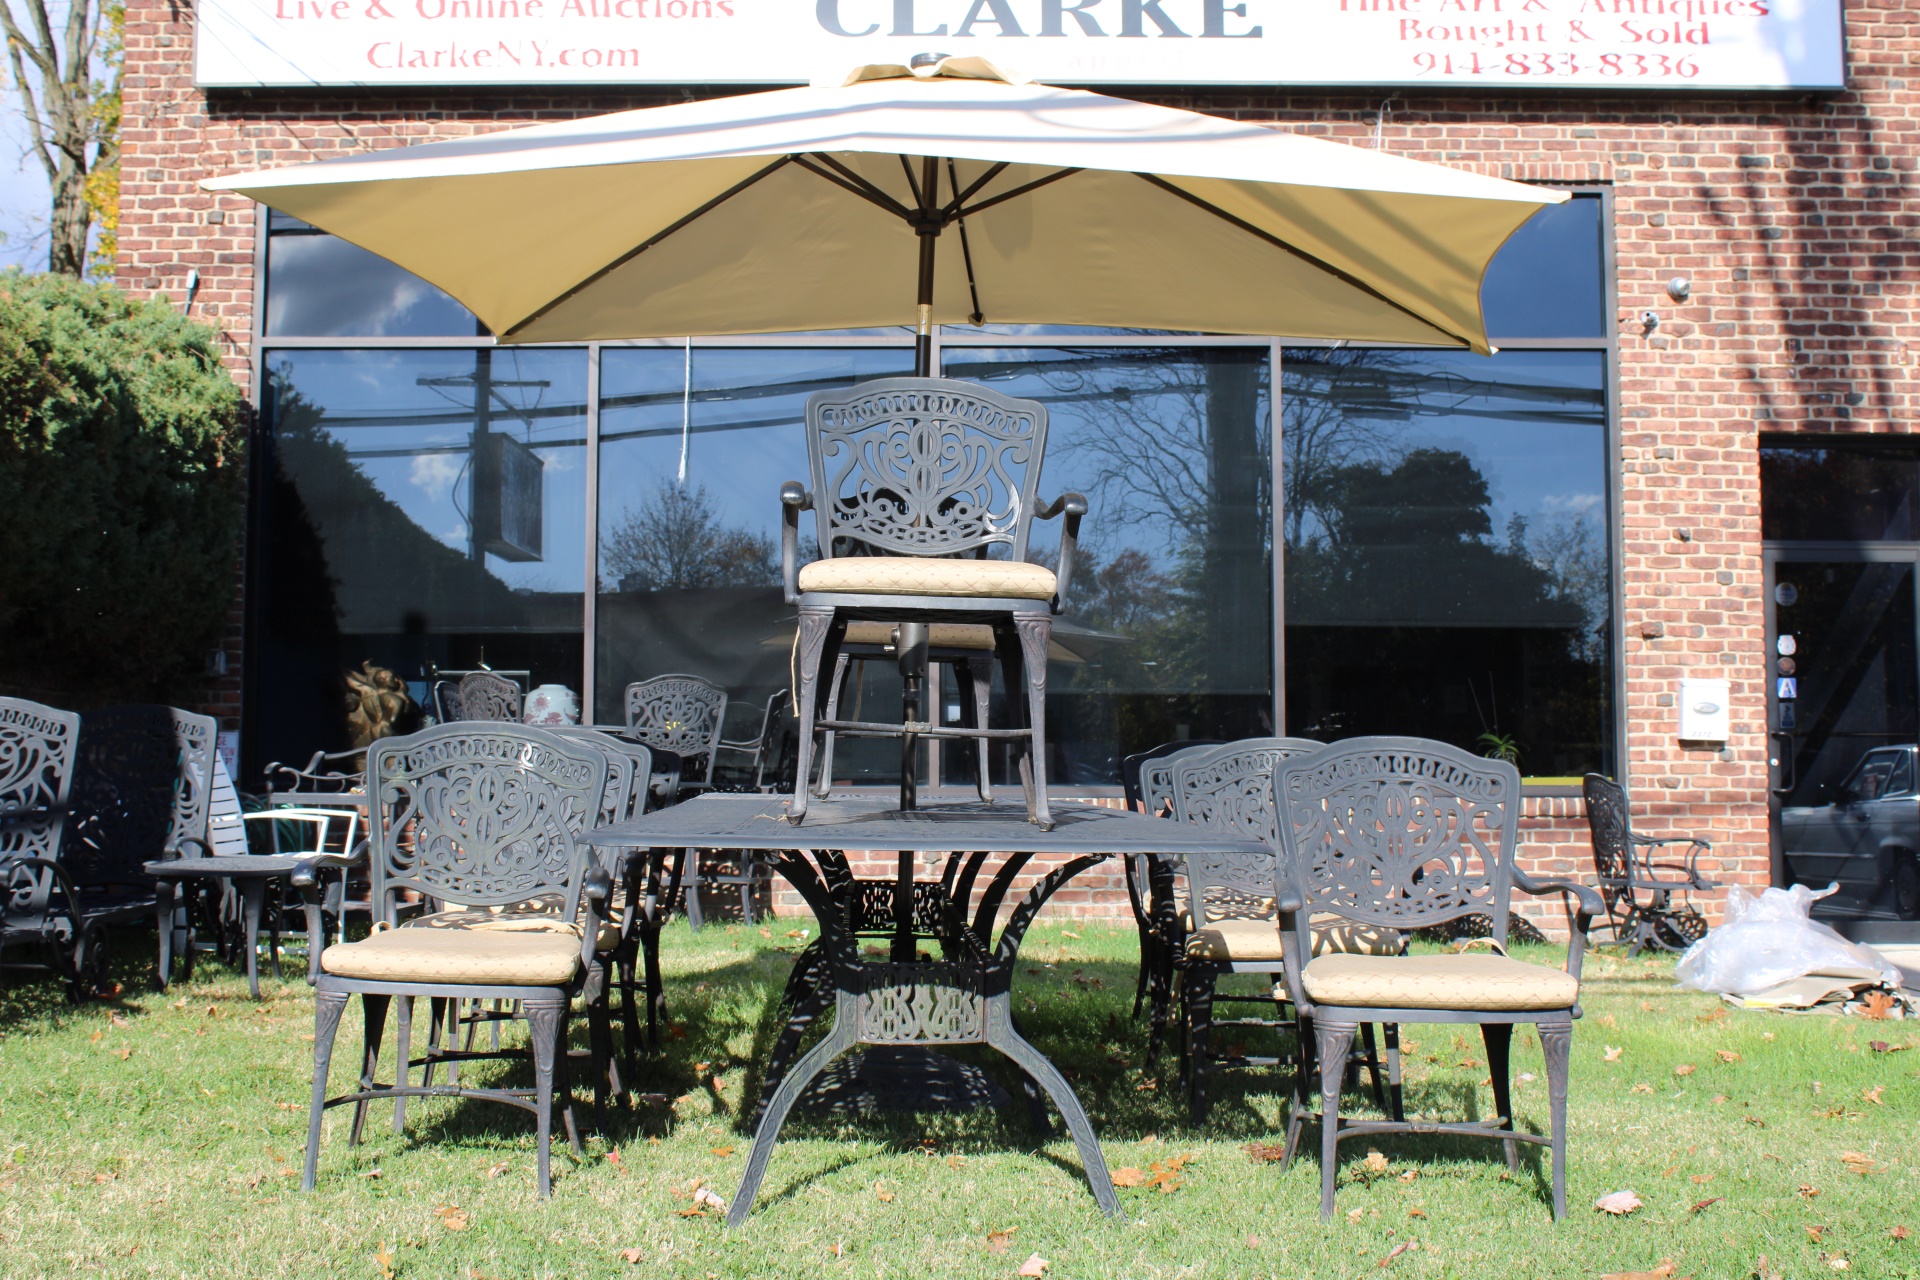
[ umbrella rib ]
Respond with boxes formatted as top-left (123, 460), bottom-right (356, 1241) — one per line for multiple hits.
top-left (955, 167), bottom-right (1083, 219)
top-left (949, 158), bottom-right (985, 326)
top-left (498, 154), bottom-right (795, 340)
top-left (1133, 172), bottom-right (1469, 346)
top-left (942, 161), bottom-right (1010, 219)
top-left (796, 153), bottom-right (915, 222)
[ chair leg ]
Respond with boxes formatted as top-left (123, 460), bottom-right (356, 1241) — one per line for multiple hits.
top-left (787, 605), bottom-right (836, 824)
top-left (814, 652), bottom-right (851, 800)
top-left (685, 852), bottom-right (706, 931)
top-left (523, 996), bottom-right (565, 1198)
top-left (303, 989), bottom-right (350, 1191)
top-left (1012, 612), bottom-right (1054, 829)
top-left (421, 996), bottom-right (446, 1091)
top-left (1184, 966), bottom-right (1215, 1123)
top-left (1383, 1023), bottom-right (1405, 1123)
top-left (1316, 1019), bottom-right (1358, 1221)
top-left (1358, 1023), bottom-right (1388, 1114)
top-left (1481, 1023), bottom-right (1518, 1170)
top-left (349, 993), bottom-right (391, 1147)
top-left (964, 653), bottom-right (994, 803)
top-left (1280, 1012), bottom-right (1314, 1170)
top-left (586, 962), bottom-right (614, 1135)
top-left (392, 996), bottom-right (412, 1134)
top-left (1540, 1020), bottom-right (1573, 1221)
top-left (153, 885), bottom-right (175, 991)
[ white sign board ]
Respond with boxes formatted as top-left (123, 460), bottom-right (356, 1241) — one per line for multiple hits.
top-left (194, 0), bottom-right (1845, 90)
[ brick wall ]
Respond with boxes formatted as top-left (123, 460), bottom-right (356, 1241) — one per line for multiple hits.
top-left (120, 0), bottom-right (1920, 928)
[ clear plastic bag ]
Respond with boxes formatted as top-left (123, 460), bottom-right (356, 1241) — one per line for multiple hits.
top-left (1673, 884), bottom-right (1902, 997)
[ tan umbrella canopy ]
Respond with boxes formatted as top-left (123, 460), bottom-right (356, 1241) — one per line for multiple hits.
top-left (205, 55), bottom-right (1563, 365)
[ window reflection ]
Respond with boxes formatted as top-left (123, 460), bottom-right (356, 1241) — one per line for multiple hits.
top-left (940, 347), bottom-right (1275, 787)
top-left (1282, 348), bottom-right (1611, 778)
top-left (593, 347), bottom-right (913, 780)
top-left (1760, 445), bottom-right (1920, 542)
top-left (1480, 193), bottom-right (1605, 340)
top-left (250, 348), bottom-right (588, 776)
top-left (265, 226), bottom-right (483, 338)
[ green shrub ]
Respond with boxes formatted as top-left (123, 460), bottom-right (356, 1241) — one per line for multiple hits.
top-left (0, 271), bottom-right (245, 697)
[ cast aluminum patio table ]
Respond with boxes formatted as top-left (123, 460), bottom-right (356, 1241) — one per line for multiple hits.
top-left (580, 793), bottom-right (1268, 1226)
top-left (145, 855), bottom-right (302, 999)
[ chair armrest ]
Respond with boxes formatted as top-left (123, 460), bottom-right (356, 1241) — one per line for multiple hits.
top-left (1511, 868), bottom-right (1603, 984)
top-left (1632, 833), bottom-right (1714, 885)
top-left (163, 835), bottom-right (215, 860)
top-left (582, 864), bottom-right (615, 964)
top-left (780, 481), bottom-right (811, 605)
top-left (1274, 897), bottom-right (1312, 1014)
top-left (1034, 492), bottom-right (1088, 611)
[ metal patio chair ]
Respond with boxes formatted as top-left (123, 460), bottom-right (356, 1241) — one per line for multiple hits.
top-left (0, 697), bottom-right (90, 996)
top-left (1167, 737), bottom-right (1402, 1122)
top-left (808, 624), bottom-right (999, 801)
top-left (1582, 773), bottom-right (1717, 954)
top-left (780, 377), bottom-right (1087, 828)
top-left (1273, 737), bottom-right (1603, 1221)
top-left (1120, 738), bottom-right (1221, 1048)
top-left (625, 675), bottom-right (756, 927)
top-left (301, 724), bottom-right (611, 1197)
top-left (456, 670), bottom-right (523, 723)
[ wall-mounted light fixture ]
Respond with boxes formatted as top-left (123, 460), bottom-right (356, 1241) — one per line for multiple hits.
top-left (1666, 276), bottom-right (1691, 301)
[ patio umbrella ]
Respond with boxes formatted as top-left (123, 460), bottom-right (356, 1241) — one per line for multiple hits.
top-left (205, 56), bottom-right (1563, 370)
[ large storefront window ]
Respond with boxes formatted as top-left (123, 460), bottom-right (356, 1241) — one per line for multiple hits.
top-left (1280, 349), bottom-right (1612, 779)
top-left (245, 188), bottom-right (1614, 789)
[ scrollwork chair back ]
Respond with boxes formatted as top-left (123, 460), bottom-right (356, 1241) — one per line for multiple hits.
top-left (623, 676), bottom-right (727, 786)
top-left (806, 378), bottom-right (1049, 563)
top-left (456, 672), bottom-right (522, 724)
top-left (1275, 736), bottom-right (1520, 944)
top-left (66, 705), bottom-right (201, 892)
top-left (1581, 773), bottom-right (1634, 910)
top-left (366, 725), bottom-right (608, 922)
top-left (1170, 738), bottom-right (1323, 925)
top-left (0, 697), bottom-right (82, 862)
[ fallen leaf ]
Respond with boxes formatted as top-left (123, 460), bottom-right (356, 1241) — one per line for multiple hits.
top-left (1017, 1253), bottom-right (1049, 1277)
top-left (1717, 1049), bottom-right (1742, 1063)
top-left (675, 1207), bottom-right (706, 1219)
top-left (946, 1154), bottom-right (966, 1170)
top-left (693, 1061), bottom-right (711, 1075)
top-left (1891, 1225), bottom-right (1911, 1240)
top-left (710, 1146), bottom-right (734, 1157)
top-left (985, 1228), bottom-right (1016, 1255)
top-left (874, 1180), bottom-right (894, 1203)
top-left (1594, 1189), bottom-right (1644, 1215)
top-left (485, 1161), bottom-right (509, 1179)
top-left (1347, 1209), bottom-right (1364, 1224)
top-left (1689, 1197), bottom-right (1723, 1215)
top-left (1408, 1207), bottom-right (1427, 1219)
top-left (784, 929), bottom-right (806, 939)
top-left (1599, 1014), bottom-right (1618, 1028)
top-left (1807, 1225), bottom-right (1829, 1243)
top-left (1690, 1174), bottom-right (1714, 1184)
top-left (1745, 1116), bottom-right (1766, 1128)
top-left (1861, 991), bottom-right (1896, 1021)
top-left (360, 1167), bottom-right (383, 1180)
top-left (1755, 1253), bottom-right (1784, 1280)
top-left (1863, 1086), bottom-right (1885, 1105)
top-left (1112, 1167), bottom-right (1147, 1187)
top-left (1799, 1184), bottom-right (1822, 1199)
top-left (1398, 1170), bottom-right (1418, 1183)
top-left (1378, 1240), bottom-right (1414, 1268)
top-left (1674, 1064), bottom-right (1697, 1078)
top-left (606, 1149), bottom-right (624, 1173)
top-left (434, 1204), bottom-right (470, 1231)
top-left (619, 1248), bottom-right (645, 1264)
top-left (204, 1005), bottom-right (220, 1018)
top-left (829, 1241), bottom-right (844, 1258)
top-left (1060, 930), bottom-right (1080, 939)
top-left (1829, 1259), bottom-right (1850, 1271)
top-left (758, 927), bottom-right (772, 938)
top-left (1600, 1262), bottom-right (1677, 1280)
top-left (109, 1014), bottom-right (131, 1029)
top-left (1631, 1083), bottom-right (1655, 1095)
top-left (1840, 1152), bottom-right (1883, 1175)
top-left (693, 1186), bottom-right (727, 1212)
top-left (1364, 1150), bottom-right (1390, 1174)
top-left (667, 1025), bottom-right (687, 1040)
top-left (113, 1047), bottom-right (132, 1061)
top-left (1870, 1040), bottom-right (1895, 1053)
top-left (374, 1243), bottom-right (396, 1280)
top-left (1245, 1234), bottom-right (1261, 1248)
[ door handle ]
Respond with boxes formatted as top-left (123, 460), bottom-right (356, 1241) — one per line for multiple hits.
top-left (1769, 731), bottom-right (1796, 795)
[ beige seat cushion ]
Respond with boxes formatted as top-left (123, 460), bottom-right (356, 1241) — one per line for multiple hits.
top-left (1185, 914), bottom-right (1402, 962)
top-left (320, 926), bottom-right (583, 986)
top-left (842, 620), bottom-right (999, 649)
top-left (407, 908), bottom-right (621, 954)
top-left (797, 557), bottom-right (1056, 600)
top-left (1301, 953), bottom-right (1579, 1012)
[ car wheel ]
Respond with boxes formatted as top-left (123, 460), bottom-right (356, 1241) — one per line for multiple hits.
top-left (1893, 852), bottom-right (1920, 922)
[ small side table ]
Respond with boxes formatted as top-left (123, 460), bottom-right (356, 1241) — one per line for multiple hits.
top-left (147, 856), bottom-right (304, 999)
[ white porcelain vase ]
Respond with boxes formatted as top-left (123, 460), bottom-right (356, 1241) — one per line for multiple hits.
top-left (523, 683), bottom-right (581, 726)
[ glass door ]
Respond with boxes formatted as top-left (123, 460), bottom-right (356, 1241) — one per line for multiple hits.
top-left (1766, 549), bottom-right (1920, 929)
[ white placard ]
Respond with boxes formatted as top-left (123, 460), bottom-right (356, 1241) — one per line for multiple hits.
top-left (194, 0), bottom-right (1845, 91)
top-left (1678, 677), bottom-right (1731, 743)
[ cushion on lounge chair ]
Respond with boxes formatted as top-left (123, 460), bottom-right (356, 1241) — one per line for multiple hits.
top-left (1301, 952), bottom-right (1579, 1012)
top-left (319, 927), bottom-right (582, 985)
top-left (1185, 914), bottom-right (1402, 962)
top-left (841, 620), bottom-right (1000, 649)
top-left (405, 908), bottom-right (621, 953)
top-left (797, 557), bottom-right (1056, 600)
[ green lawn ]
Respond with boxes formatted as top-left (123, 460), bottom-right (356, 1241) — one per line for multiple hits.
top-left (0, 922), bottom-right (1915, 1279)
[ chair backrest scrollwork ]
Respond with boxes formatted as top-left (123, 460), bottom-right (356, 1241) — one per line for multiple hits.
top-left (431, 680), bottom-right (465, 724)
top-left (456, 671), bottom-right (522, 723)
top-left (803, 377), bottom-right (1050, 563)
top-left (366, 725), bottom-right (608, 918)
top-left (1276, 736), bottom-right (1521, 945)
top-left (65, 705), bottom-right (217, 892)
top-left (1170, 737), bottom-right (1323, 924)
top-left (0, 696), bottom-right (82, 862)
top-left (623, 675), bottom-right (727, 786)
top-left (1582, 772), bottom-right (1635, 910)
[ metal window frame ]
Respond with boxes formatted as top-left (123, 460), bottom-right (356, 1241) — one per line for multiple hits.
top-left (246, 191), bottom-right (1620, 793)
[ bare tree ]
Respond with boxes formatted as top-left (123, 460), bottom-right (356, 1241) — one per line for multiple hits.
top-left (2, 0), bottom-right (120, 276)
top-left (601, 480), bottom-right (781, 593)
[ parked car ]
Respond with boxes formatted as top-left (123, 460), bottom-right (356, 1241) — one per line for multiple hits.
top-left (1780, 744), bottom-right (1920, 920)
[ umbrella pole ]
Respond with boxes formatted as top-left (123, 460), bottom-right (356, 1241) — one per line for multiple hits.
top-left (913, 155), bottom-right (940, 378)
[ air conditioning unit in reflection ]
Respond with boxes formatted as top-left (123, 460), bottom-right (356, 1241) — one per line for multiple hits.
top-left (472, 431), bottom-right (543, 563)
